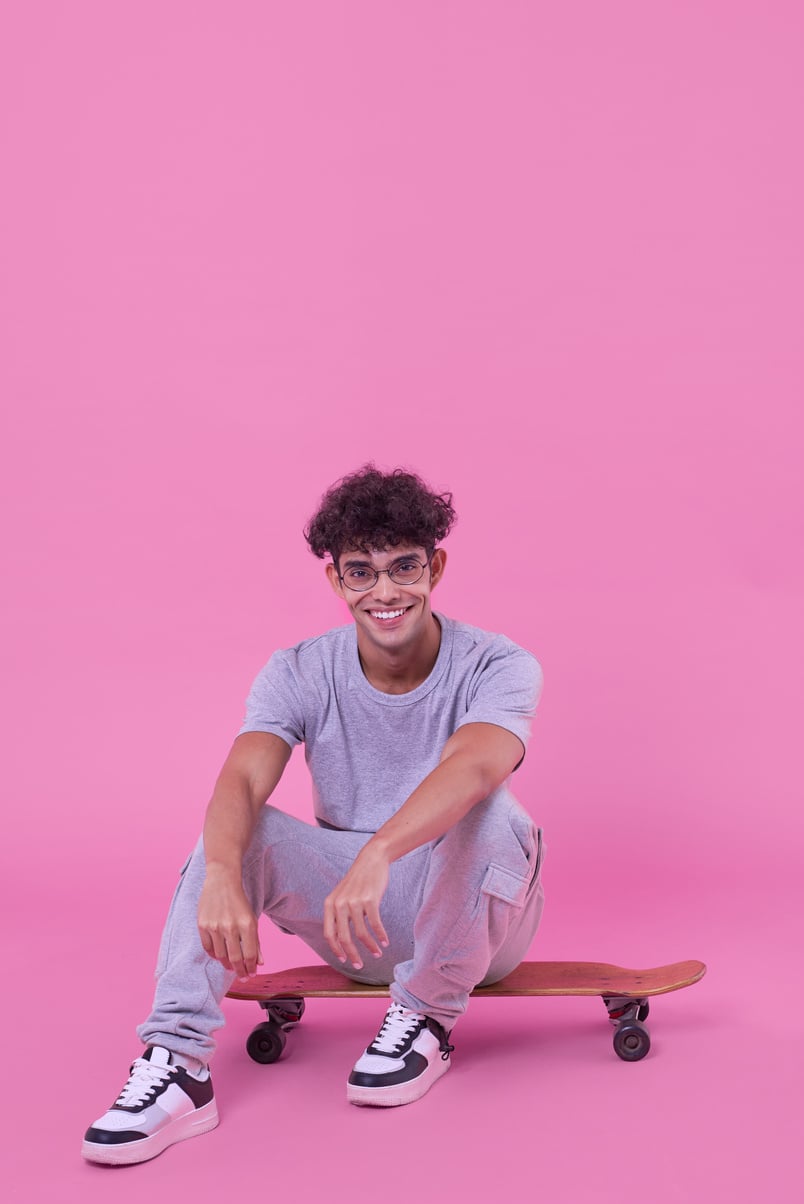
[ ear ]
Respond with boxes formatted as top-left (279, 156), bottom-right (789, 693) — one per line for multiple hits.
top-left (429, 548), bottom-right (447, 589)
top-left (325, 561), bottom-right (345, 599)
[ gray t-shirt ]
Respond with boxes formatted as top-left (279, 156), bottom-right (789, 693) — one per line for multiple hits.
top-left (239, 613), bottom-right (543, 833)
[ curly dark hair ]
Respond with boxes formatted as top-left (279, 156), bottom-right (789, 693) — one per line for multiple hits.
top-left (304, 464), bottom-right (456, 561)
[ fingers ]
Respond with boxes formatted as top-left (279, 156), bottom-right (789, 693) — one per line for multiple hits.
top-left (323, 895), bottom-right (355, 968)
top-left (363, 899), bottom-right (389, 952)
top-left (198, 914), bottom-right (261, 978)
top-left (323, 895), bottom-right (390, 970)
top-left (199, 925), bottom-right (233, 971)
top-left (322, 850), bottom-right (391, 969)
top-left (352, 909), bottom-right (386, 959)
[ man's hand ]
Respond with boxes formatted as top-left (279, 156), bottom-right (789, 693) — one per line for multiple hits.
top-left (323, 846), bottom-right (391, 970)
top-left (197, 865), bottom-right (262, 979)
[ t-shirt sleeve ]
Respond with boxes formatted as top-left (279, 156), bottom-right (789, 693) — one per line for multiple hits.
top-left (455, 642), bottom-right (543, 758)
top-left (238, 651), bottom-right (305, 748)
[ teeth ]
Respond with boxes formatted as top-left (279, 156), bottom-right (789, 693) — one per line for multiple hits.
top-left (371, 609), bottom-right (405, 620)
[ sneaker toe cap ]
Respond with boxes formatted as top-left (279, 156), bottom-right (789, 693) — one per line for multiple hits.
top-left (349, 1050), bottom-right (429, 1087)
top-left (84, 1125), bottom-right (149, 1145)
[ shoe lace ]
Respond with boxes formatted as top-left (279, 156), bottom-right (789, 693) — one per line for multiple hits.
top-left (369, 1004), bottom-right (426, 1054)
top-left (115, 1057), bottom-right (175, 1108)
top-left (427, 1019), bottom-right (455, 1061)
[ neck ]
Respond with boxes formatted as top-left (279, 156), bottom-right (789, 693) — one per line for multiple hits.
top-left (357, 614), bottom-right (442, 694)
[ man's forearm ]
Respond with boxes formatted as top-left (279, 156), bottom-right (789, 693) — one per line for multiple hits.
top-left (203, 777), bottom-right (261, 876)
top-left (196, 735), bottom-right (292, 977)
top-left (202, 732), bottom-right (292, 877)
top-left (360, 722), bottom-right (523, 868)
top-left (321, 724), bottom-right (523, 969)
top-left (365, 751), bottom-right (494, 864)
top-left (321, 750), bottom-right (497, 969)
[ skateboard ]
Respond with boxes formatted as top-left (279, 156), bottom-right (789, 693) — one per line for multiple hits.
top-left (227, 958), bottom-right (706, 1064)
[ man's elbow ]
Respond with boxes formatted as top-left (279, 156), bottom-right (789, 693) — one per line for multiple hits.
top-left (475, 753), bottom-right (519, 800)
top-left (440, 726), bottom-right (524, 798)
top-left (450, 748), bottom-right (515, 804)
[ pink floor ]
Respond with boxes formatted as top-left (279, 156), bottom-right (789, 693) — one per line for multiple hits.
top-left (4, 854), bottom-right (800, 1204)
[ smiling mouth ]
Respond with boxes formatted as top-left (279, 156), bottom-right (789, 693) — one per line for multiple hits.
top-left (368, 608), bottom-right (410, 621)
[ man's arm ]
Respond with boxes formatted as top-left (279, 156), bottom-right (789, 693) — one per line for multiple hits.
top-left (197, 731), bottom-right (292, 978)
top-left (322, 722), bottom-right (524, 970)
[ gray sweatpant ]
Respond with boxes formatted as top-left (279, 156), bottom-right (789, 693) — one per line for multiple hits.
top-left (137, 792), bottom-right (545, 1063)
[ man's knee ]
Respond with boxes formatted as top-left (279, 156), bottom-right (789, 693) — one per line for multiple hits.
top-left (245, 805), bottom-right (312, 859)
top-left (436, 792), bottom-right (539, 878)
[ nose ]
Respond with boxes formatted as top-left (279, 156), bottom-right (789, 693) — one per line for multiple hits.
top-left (372, 569), bottom-right (399, 602)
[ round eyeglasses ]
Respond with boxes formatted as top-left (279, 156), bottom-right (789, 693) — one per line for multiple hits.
top-left (339, 556), bottom-right (431, 592)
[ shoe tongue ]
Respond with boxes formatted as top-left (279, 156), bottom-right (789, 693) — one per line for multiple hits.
top-left (143, 1046), bottom-right (173, 1068)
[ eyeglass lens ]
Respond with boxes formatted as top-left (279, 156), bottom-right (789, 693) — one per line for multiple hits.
top-left (341, 560), bottom-right (426, 591)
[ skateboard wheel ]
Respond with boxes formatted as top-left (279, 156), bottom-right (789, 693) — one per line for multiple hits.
top-left (638, 1001), bottom-right (650, 1022)
top-left (613, 1021), bottom-right (651, 1062)
top-left (246, 1020), bottom-right (287, 1064)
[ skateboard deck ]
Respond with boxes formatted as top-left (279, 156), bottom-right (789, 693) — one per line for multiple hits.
top-left (227, 958), bottom-right (706, 1063)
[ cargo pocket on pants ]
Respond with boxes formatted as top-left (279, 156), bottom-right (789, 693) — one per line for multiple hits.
top-left (438, 860), bottom-right (531, 991)
top-left (481, 862), bottom-right (531, 908)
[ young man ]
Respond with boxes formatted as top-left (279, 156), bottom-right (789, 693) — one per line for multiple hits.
top-left (82, 465), bottom-right (544, 1166)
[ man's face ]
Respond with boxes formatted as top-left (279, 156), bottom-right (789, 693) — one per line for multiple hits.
top-left (326, 544), bottom-right (446, 655)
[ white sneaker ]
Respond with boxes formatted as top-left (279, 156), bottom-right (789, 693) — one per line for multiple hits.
top-left (82, 1046), bottom-right (218, 1165)
top-left (347, 1003), bottom-right (454, 1107)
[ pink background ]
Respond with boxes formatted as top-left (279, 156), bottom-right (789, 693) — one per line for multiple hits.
top-left (2, 2), bottom-right (801, 1200)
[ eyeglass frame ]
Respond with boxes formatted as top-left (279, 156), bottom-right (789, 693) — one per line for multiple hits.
top-left (336, 552), bottom-right (434, 592)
